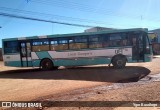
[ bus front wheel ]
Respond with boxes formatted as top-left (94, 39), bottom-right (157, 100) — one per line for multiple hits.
top-left (111, 55), bottom-right (127, 69)
top-left (41, 59), bottom-right (53, 70)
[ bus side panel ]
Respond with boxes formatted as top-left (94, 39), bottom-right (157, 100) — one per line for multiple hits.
top-left (126, 56), bottom-right (133, 63)
top-left (31, 52), bottom-right (40, 67)
top-left (16, 57), bottom-right (32, 67)
top-left (53, 57), bottom-right (111, 66)
top-left (32, 59), bottom-right (41, 67)
top-left (31, 52), bottom-right (52, 67)
top-left (31, 51), bottom-right (111, 67)
top-left (55, 56), bottom-right (134, 66)
top-left (144, 54), bottom-right (152, 62)
top-left (31, 47), bottom-right (133, 67)
top-left (4, 61), bottom-right (22, 67)
top-left (3, 54), bottom-right (22, 67)
top-left (35, 51), bottom-right (52, 59)
top-left (51, 47), bottom-right (132, 66)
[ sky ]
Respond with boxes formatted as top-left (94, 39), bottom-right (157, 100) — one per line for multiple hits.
top-left (0, 0), bottom-right (160, 47)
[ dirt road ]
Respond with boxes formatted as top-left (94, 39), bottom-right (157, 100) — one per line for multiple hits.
top-left (0, 66), bottom-right (106, 101)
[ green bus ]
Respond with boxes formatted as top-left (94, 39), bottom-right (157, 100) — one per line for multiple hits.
top-left (2, 28), bottom-right (152, 70)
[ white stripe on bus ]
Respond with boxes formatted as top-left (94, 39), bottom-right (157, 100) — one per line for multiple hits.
top-left (3, 54), bottom-right (21, 61)
top-left (31, 52), bottom-right (39, 60)
top-left (48, 48), bottom-right (132, 59)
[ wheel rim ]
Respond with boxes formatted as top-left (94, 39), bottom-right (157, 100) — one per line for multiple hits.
top-left (117, 60), bottom-right (123, 66)
top-left (45, 62), bottom-right (49, 68)
top-left (42, 60), bottom-right (52, 70)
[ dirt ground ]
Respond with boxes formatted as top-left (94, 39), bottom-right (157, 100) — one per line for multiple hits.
top-left (45, 81), bottom-right (160, 110)
top-left (0, 63), bottom-right (107, 101)
top-left (0, 56), bottom-right (160, 110)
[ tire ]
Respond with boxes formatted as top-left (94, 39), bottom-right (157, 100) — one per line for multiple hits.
top-left (111, 55), bottom-right (127, 69)
top-left (41, 59), bottom-right (53, 70)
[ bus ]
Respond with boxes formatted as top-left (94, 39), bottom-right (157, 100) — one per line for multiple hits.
top-left (148, 32), bottom-right (160, 55)
top-left (2, 28), bottom-right (152, 70)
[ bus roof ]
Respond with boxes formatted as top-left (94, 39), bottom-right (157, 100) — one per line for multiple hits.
top-left (2, 28), bottom-right (148, 41)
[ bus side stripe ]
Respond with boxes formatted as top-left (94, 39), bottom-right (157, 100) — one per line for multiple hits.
top-left (31, 52), bottom-right (39, 60)
top-left (35, 51), bottom-right (52, 60)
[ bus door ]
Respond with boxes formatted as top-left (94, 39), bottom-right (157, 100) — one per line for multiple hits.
top-left (132, 33), bottom-right (144, 61)
top-left (19, 42), bottom-right (32, 67)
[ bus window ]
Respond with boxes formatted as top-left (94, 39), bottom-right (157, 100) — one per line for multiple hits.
top-left (4, 41), bottom-right (19, 54)
top-left (20, 43), bottom-right (26, 57)
top-left (50, 40), bottom-right (58, 45)
top-left (145, 34), bottom-right (150, 54)
top-left (26, 42), bottom-right (31, 57)
top-left (56, 38), bottom-right (68, 50)
top-left (69, 36), bottom-right (87, 49)
top-left (102, 34), bottom-right (109, 47)
top-left (50, 39), bottom-right (58, 51)
top-left (89, 36), bottom-right (98, 42)
top-left (75, 36), bottom-right (87, 43)
top-left (110, 34), bottom-right (121, 40)
top-left (69, 38), bottom-right (74, 43)
top-left (51, 38), bottom-right (68, 51)
top-left (59, 39), bottom-right (68, 44)
top-left (89, 42), bottom-right (102, 48)
top-left (122, 39), bottom-right (127, 46)
top-left (89, 35), bottom-right (102, 48)
top-left (32, 39), bottom-right (49, 51)
top-left (109, 33), bottom-right (123, 47)
top-left (121, 33), bottom-right (129, 46)
top-left (132, 37), bottom-right (137, 46)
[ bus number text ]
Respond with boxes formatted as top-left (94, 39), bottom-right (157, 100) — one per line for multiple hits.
top-left (115, 49), bottom-right (123, 54)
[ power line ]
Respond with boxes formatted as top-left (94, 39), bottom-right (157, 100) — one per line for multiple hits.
top-left (28, 0), bottom-right (160, 29)
top-left (0, 7), bottom-right (142, 28)
top-left (1, 0), bottom-right (30, 27)
top-left (0, 6), bottom-right (159, 29)
top-left (31, 0), bottom-right (160, 24)
top-left (0, 12), bottom-right (95, 28)
top-left (31, 0), bottom-right (141, 20)
top-left (0, 7), bottom-right (111, 25)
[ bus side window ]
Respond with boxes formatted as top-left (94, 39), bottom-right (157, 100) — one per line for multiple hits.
top-left (122, 39), bottom-right (127, 46)
top-left (102, 35), bottom-right (109, 47)
top-left (89, 35), bottom-right (102, 48)
top-left (57, 38), bottom-right (68, 50)
top-left (4, 41), bottom-right (19, 54)
top-left (121, 33), bottom-right (128, 46)
top-left (50, 40), bottom-right (58, 50)
top-left (21, 43), bottom-right (26, 57)
top-left (129, 33), bottom-right (136, 46)
top-left (26, 42), bottom-right (31, 57)
top-left (70, 36), bottom-right (87, 49)
top-left (32, 39), bottom-right (49, 51)
top-left (109, 33), bottom-right (122, 47)
top-left (132, 37), bottom-right (137, 46)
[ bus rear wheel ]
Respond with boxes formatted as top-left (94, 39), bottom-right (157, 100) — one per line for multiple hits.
top-left (111, 55), bottom-right (127, 69)
top-left (41, 59), bottom-right (53, 70)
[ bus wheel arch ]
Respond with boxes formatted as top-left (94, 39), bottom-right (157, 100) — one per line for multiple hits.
top-left (111, 54), bottom-right (127, 69)
top-left (40, 58), bottom-right (54, 70)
